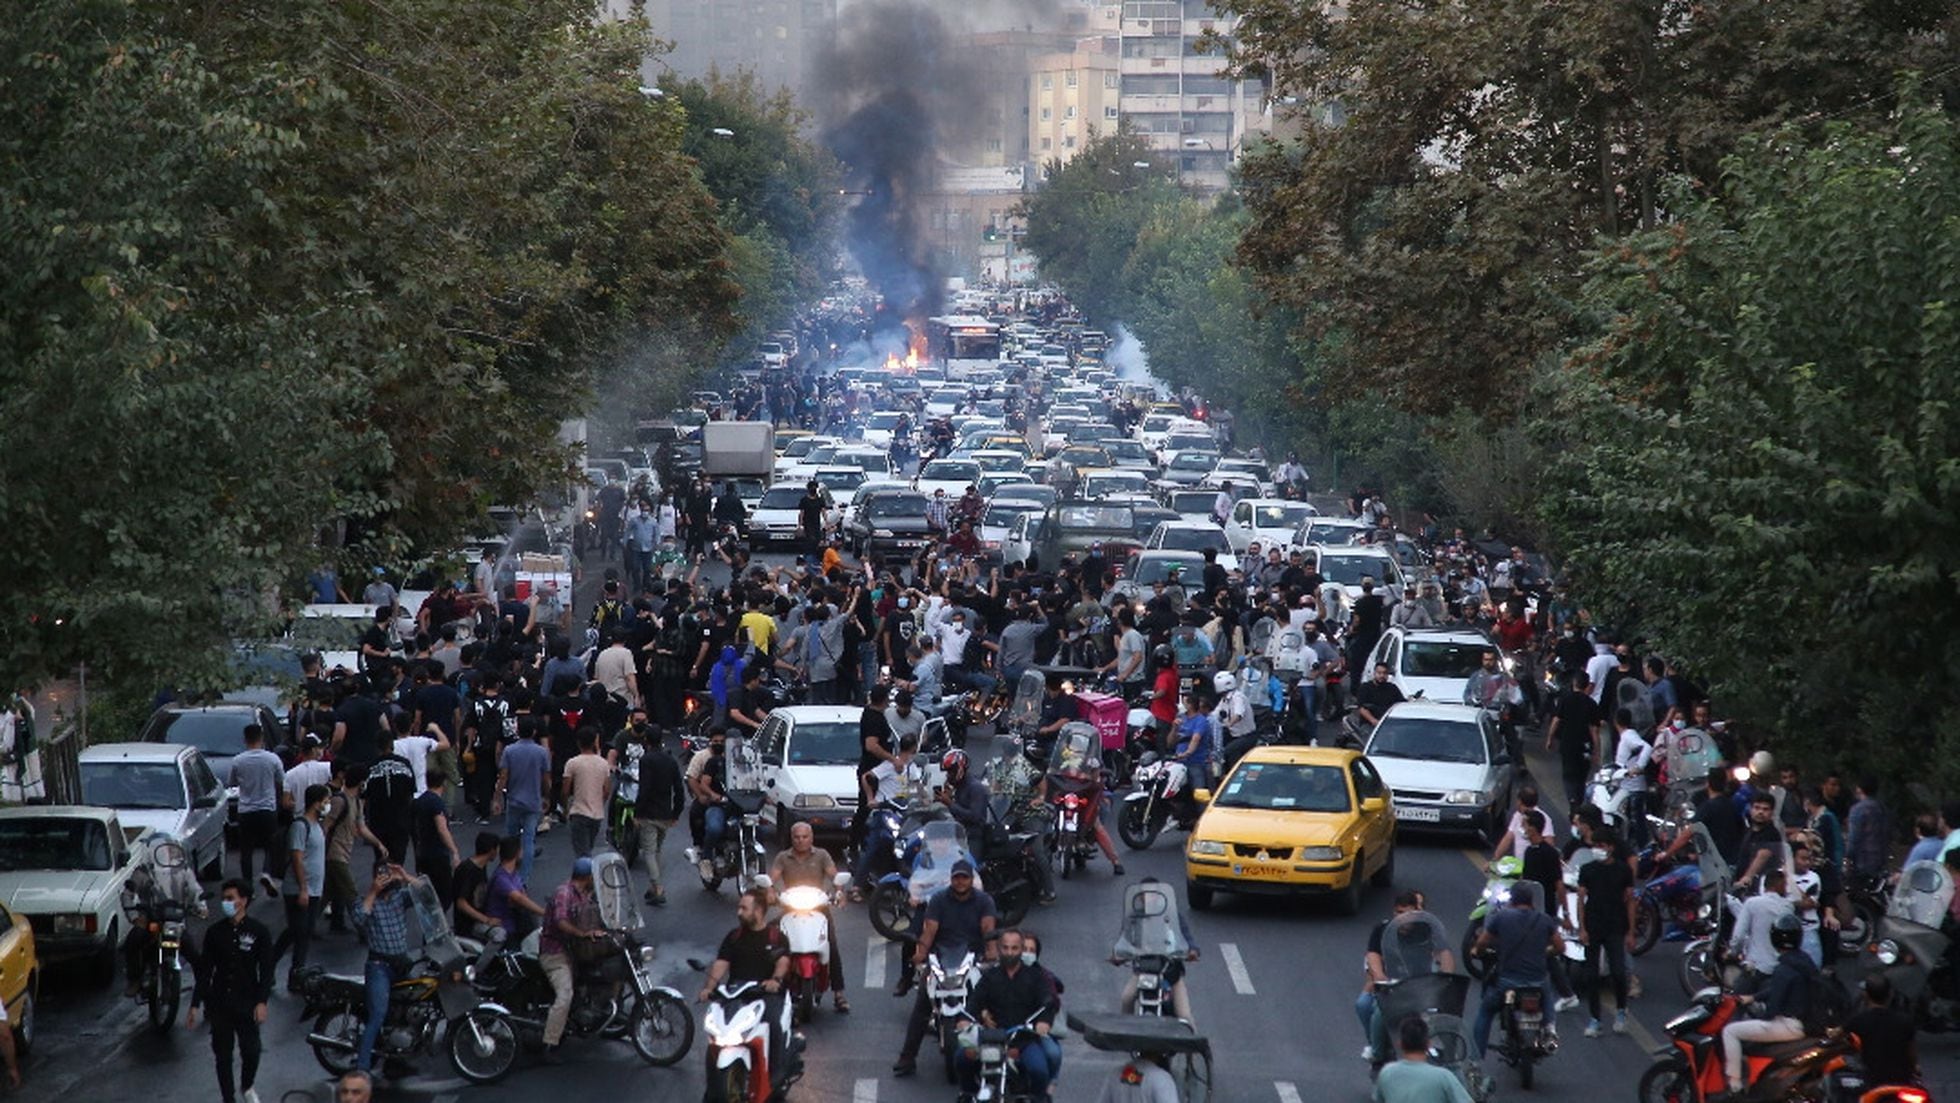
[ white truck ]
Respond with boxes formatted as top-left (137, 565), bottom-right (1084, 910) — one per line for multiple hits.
top-left (701, 421), bottom-right (777, 485)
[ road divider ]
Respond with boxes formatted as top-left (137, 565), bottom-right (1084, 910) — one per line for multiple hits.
top-left (1275, 1081), bottom-right (1303, 1103)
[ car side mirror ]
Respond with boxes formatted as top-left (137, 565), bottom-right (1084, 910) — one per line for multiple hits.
top-left (765, 777), bottom-right (776, 788)
top-left (1192, 789), bottom-right (1212, 805)
top-left (1361, 797), bottom-right (1386, 813)
top-left (193, 793), bottom-right (220, 810)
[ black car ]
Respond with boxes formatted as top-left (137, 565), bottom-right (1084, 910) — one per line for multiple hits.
top-left (848, 488), bottom-right (934, 565)
top-left (139, 702), bottom-right (286, 825)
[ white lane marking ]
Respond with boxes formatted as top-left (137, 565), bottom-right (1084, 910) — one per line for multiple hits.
top-left (1276, 1082), bottom-right (1303, 1103)
top-left (1219, 941), bottom-right (1255, 995)
top-left (864, 934), bottom-right (887, 990)
top-left (853, 1078), bottom-right (879, 1103)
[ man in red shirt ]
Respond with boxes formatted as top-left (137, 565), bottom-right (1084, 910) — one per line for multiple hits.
top-left (1148, 645), bottom-right (1179, 752)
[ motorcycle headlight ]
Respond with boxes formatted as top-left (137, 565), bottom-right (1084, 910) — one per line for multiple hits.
top-left (793, 794), bottom-right (837, 809)
top-left (1189, 840), bottom-right (1227, 856)
top-left (1299, 846), bottom-right (1344, 862)
top-left (1501, 655), bottom-right (1518, 674)
top-left (1443, 790), bottom-right (1484, 805)
top-left (1697, 903), bottom-right (1713, 920)
top-left (1874, 939), bottom-right (1900, 966)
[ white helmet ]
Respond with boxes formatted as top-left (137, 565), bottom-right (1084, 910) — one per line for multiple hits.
top-left (1212, 671), bottom-right (1237, 694)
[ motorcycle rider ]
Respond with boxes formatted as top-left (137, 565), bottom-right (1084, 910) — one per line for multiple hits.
top-left (959, 927), bottom-right (1062, 1096)
top-left (539, 856), bottom-right (607, 1064)
top-left (767, 821), bottom-right (850, 1014)
top-left (684, 728), bottom-right (729, 871)
top-left (893, 859), bottom-right (998, 1077)
top-left (1720, 914), bottom-right (1818, 1096)
top-left (697, 888), bottom-right (791, 1073)
top-left (1844, 974), bottom-right (1919, 1089)
top-left (1462, 650), bottom-right (1524, 763)
top-left (1376, 1017), bottom-right (1474, 1103)
top-left (1210, 671), bottom-right (1254, 753)
top-left (350, 864), bottom-right (415, 1076)
top-left (1359, 889), bottom-right (1429, 1062)
top-left (1729, 868), bottom-right (1795, 987)
top-left (1470, 884), bottom-right (1564, 1058)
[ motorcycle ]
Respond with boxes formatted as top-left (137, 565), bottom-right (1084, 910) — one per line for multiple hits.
top-left (449, 929), bottom-right (694, 1081)
top-left (1372, 910), bottom-right (1489, 1100)
top-left (1117, 754), bottom-right (1197, 852)
top-left (869, 814), bottom-right (977, 942)
top-left (1638, 989), bottom-right (1852, 1102)
top-left (1489, 982), bottom-right (1555, 1089)
top-left (922, 949), bottom-right (983, 1083)
top-left (1461, 857), bottom-right (1521, 983)
top-left (1860, 860), bottom-right (1960, 1033)
top-left (297, 875), bottom-right (467, 1077)
top-left (122, 834), bottom-right (201, 1034)
top-left (1111, 879), bottom-right (1194, 1020)
top-left (1045, 721), bottom-right (1106, 878)
top-left (957, 1008), bottom-right (1050, 1103)
top-left (697, 734), bottom-right (771, 893)
top-left (612, 741), bottom-right (644, 867)
top-left (772, 872), bottom-right (852, 1026)
top-left (1068, 1012), bottom-right (1214, 1103)
top-left (1586, 764), bottom-right (1639, 837)
top-left (701, 978), bottom-right (804, 1103)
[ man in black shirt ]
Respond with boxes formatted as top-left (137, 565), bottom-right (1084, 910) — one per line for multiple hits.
top-left (697, 889), bottom-right (790, 1071)
top-left (1667, 773), bottom-right (1745, 870)
top-left (451, 831), bottom-right (500, 939)
top-left (330, 678), bottom-right (386, 773)
top-left (1845, 974), bottom-right (1918, 1087)
top-left (797, 481), bottom-right (828, 554)
top-left (895, 861), bottom-right (998, 1073)
top-left (1576, 830), bottom-right (1637, 1035)
top-left (624, 712), bottom-right (686, 906)
top-left (361, 729), bottom-right (417, 872)
top-left (1544, 669), bottom-right (1601, 810)
top-left (1353, 663), bottom-right (1406, 728)
top-left (958, 928), bottom-right (1060, 1094)
top-left (850, 686), bottom-right (896, 847)
top-left (188, 880), bottom-right (276, 1103)
top-left (1736, 792), bottom-right (1786, 887)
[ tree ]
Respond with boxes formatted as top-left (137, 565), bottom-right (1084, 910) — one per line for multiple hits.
top-left (1539, 87), bottom-right (1960, 798)
top-left (1216, 0), bottom-right (1960, 415)
top-left (1017, 130), bottom-right (1180, 325)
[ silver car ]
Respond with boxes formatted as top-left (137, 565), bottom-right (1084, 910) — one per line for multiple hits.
top-left (1362, 701), bottom-right (1515, 839)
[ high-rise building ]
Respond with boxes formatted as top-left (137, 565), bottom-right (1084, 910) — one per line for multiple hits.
top-left (1116, 0), bottom-right (1266, 191)
top-left (619, 0), bottom-right (835, 101)
top-left (1028, 37), bottom-right (1122, 167)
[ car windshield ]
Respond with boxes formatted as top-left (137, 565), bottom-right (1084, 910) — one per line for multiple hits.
top-left (814, 469), bottom-right (864, 490)
top-left (868, 494), bottom-right (929, 519)
top-left (1055, 505), bottom-right (1133, 531)
top-left (1403, 641), bottom-right (1498, 679)
top-left (985, 505), bottom-right (1038, 527)
top-left (147, 711), bottom-right (255, 756)
top-left (974, 454), bottom-right (1022, 472)
top-left (1133, 554), bottom-right (1205, 583)
top-left (921, 461), bottom-right (979, 481)
top-left (1369, 717), bottom-right (1487, 764)
top-left (868, 412), bottom-right (903, 428)
top-left (1105, 441), bottom-right (1148, 460)
top-left (1318, 553), bottom-right (1390, 586)
top-left (1086, 475), bottom-right (1144, 494)
top-left (0, 818), bottom-right (114, 872)
top-left (1251, 504), bottom-right (1314, 528)
top-left (786, 722), bottom-right (863, 766)
top-left (81, 762), bottom-right (186, 810)
top-left (1214, 762), bottom-right (1352, 813)
top-left (995, 486), bottom-right (1055, 506)
top-left (1142, 415), bottom-right (1175, 432)
top-left (1158, 528), bottom-right (1228, 553)
top-left (1302, 521), bottom-right (1364, 544)
top-left (1168, 492), bottom-right (1213, 514)
top-left (1169, 452), bottom-right (1216, 471)
top-left (837, 453), bottom-right (890, 473)
top-left (760, 486), bottom-right (805, 508)
top-left (1166, 437), bottom-right (1214, 454)
top-left (781, 438), bottom-right (820, 459)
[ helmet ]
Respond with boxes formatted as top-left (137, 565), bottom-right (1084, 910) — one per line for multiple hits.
top-left (1212, 672), bottom-right (1237, 694)
top-left (1749, 750), bottom-right (1775, 776)
top-left (1492, 855), bottom-right (1524, 880)
top-left (1769, 912), bottom-right (1803, 954)
top-left (1153, 644), bottom-right (1173, 663)
top-left (940, 749), bottom-right (969, 780)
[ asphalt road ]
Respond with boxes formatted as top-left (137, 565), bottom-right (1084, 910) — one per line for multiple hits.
top-left (15, 546), bottom-right (1957, 1103)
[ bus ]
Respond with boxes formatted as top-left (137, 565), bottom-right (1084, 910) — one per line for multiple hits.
top-left (927, 314), bottom-right (1002, 364)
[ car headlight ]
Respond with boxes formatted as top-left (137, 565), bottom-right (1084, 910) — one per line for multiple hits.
top-left (873, 528), bottom-right (895, 538)
top-left (1444, 790), bottom-right (1485, 805)
top-left (52, 913), bottom-right (97, 935)
top-left (1299, 846), bottom-right (1344, 862)
top-left (792, 794), bottom-right (838, 810)
top-left (1874, 939), bottom-right (1900, 966)
top-left (1189, 840), bottom-right (1227, 856)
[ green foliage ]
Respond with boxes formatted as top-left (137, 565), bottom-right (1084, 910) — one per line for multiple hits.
top-left (1539, 89), bottom-right (1960, 799)
top-left (0, 0), bottom-right (745, 691)
top-left (1218, 0), bottom-right (1960, 416)
top-left (1017, 130), bottom-right (1181, 325)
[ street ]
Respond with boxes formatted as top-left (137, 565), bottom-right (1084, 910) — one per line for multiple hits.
top-left (22, 541), bottom-right (1926, 1103)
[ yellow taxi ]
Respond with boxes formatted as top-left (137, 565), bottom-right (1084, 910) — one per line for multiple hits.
top-left (0, 901), bottom-right (36, 1056)
top-left (1184, 746), bottom-right (1396, 915)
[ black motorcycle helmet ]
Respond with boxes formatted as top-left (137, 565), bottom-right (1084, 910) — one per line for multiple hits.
top-left (1769, 912), bottom-right (1803, 954)
top-left (1152, 644), bottom-right (1173, 664)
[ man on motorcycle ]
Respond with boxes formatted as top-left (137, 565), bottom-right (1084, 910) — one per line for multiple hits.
top-left (768, 822), bottom-right (850, 1014)
top-left (1470, 885), bottom-right (1564, 1058)
top-left (539, 856), bottom-right (607, 1064)
top-left (351, 865), bottom-right (414, 1075)
top-left (1462, 650), bottom-right (1524, 761)
top-left (1359, 889), bottom-right (1429, 1062)
top-left (1115, 876), bottom-right (1200, 1022)
top-left (960, 927), bottom-right (1062, 1096)
top-left (893, 860), bottom-right (998, 1076)
top-left (697, 888), bottom-right (791, 1070)
top-left (1721, 914), bottom-right (1817, 1096)
top-left (1730, 868), bottom-right (1795, 985)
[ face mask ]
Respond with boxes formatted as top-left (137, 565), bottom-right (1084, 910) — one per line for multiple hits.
top-left (898, 598), bottom-right (910, 609)
top-left (631, 721), bottom-right (647, 732)
top-left (220, 899), bottom-right (239, 918)
top-left (1020, 950), bottom-right (1038, 967)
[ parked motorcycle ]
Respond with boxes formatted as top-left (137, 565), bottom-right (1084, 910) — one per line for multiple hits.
top-left (701, 977), bottom-right (804, 1103)
top-left (1638, 989), bottom-right (1852, 1102)
top-left (122, 834), bottom-right (201, 1034)
top-left (1861, 860), bottom-right (1960, 1034)
top-left (1118, 754), bottom-right (1197, 852)
top-left (772, 872), bottom-right (852, 1026)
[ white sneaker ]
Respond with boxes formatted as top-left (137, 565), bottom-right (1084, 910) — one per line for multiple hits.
top-left (1613, 1013), bottom-right (1629, 1035)
top-left (684, 846), bottom-right (700, 864)
top-left (1554, 995), bottom-right (1579, 1013)
top-left (258, 873), bottom-right (280, 899)
top-left (1360, 1045), bottom-right (1376, 1062)
top-left (243, 1090), bottom-right (261, 1103)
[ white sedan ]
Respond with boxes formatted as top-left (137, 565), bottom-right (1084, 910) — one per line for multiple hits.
top-left (914, 459), bottom-right (982, 499)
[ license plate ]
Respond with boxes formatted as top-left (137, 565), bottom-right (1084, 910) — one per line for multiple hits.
top-left (1395, 805), bottom-right (1442, 822)
top-left (1232, 861), bottom-right (1289, 877)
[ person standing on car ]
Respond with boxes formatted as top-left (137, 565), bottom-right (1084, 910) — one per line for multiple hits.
top-left (230, 724), bottom-right (286, 900)
top-left (186, 880), bottom-right (275, 1103)
top-left (798, 481), bottom-right (828, 555)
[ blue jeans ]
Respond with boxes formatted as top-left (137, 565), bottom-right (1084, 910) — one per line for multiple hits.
top-left (703, 805), bottom-right (727, 849)
top-left (857, 643), bottom-right (878, 706)
top-left (1355, 989), bottom-right (1377, 1040)
top-left (1472, 975), bottom-right (1554, 1057)
top-left (945, 665), bottom-right (997, 695)
top-left (957, 1031), bottom-right (1057, 1093)
top-left (1299, 681), bottom-right (1320, 725)
top-left (504, 805), bottom-right (540, 885)
top-left (356, 956), bottom-right (401, 1072)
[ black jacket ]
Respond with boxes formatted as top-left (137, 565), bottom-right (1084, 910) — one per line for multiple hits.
top-left (636, 744), bottom-right (687, 820)
top-left (973, 960), bottom-right (1058, 1030)
top-left (191, 916), bottom-right (276, 1015)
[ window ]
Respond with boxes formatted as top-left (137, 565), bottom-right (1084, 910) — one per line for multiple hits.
top-left (1105, 106), bottom-right (1120, 119)
top-left (1041, 137), bottom-right (1052, 150)
top-left (1041, 107), bottom-right (1051, 120)
top-left (987, 138), bottom-right (1002, 152)
top-left (1065, 136), bottom-right (1076, 148)
top-left (1065, 106), bottom-right (1076, 118)
top-left (1041, 74), bottom-right (1053, 89)
top-left (1065, 71), bottom-right (1078, 87)
top-left (1104, 72), bottom-right (1120, 89)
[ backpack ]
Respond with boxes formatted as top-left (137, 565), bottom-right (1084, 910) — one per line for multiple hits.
top-left (590, 598), bottom-right (627, 632)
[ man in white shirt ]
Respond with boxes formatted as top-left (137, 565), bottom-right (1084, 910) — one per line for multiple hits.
top-left (283, 734), bottom-right (333, 812)
top-left (1612, 707), bottom-right (1653, 845)
top-left (861, 737), bottom-right (919, 807)
top-left (1211, 482), bottom-right (1236, 525)
top-left (1729, 869), bottom-right (1795, 977)
top-left (593, 632), bottom-right (640, 712)
top-left (394, 723), bottom-right (445, 797)
top-left (1584, 646), bottom-right (1618, 706)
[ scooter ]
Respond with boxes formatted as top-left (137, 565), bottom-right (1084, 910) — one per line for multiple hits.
top-left (1461, 858), bottom-right (1521, 982)
top-left (1861, 860), bottom-right (1960, 1033)
top-left (1117, 754), bottom-right (1197, 851)
top-left (701, 978), bottom-right (804, 1103)
top-left (958, 1008), bottom-right (1051, 1103)
top-left (1638, 989), bottom-right (1852, 1102)
top-left (773, 872), bottom-right (852, 1025)
top-left (1585, 764), bottom-right (1638, 836)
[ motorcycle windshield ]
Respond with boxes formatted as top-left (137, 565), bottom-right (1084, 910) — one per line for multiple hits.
top-left (406, 874), bottom-right (465, 972)
top-left (1688, 823), bottom-right (1731, 890)
top-left (1379, 910), bottom-right (1452, 980)
top-left (724, 733), bottom-right (765, 793)
top-left (1113, 881), bottom-right (1189, 958)
top-left (1662, 728), bottom-right (1721, 785)
top-left (589, 848), bottom-right (642, 931)
top-left (909, 821), bottom-right (973, 901)
top-left (136, 831), bottom-right (201, 910)
top-left (1002, 670), bottom-right (1047, 732)
top-left (1047, 720), bottom-right (1102, 776)
top-left (1890, 861), bottom-right (1955, 927)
